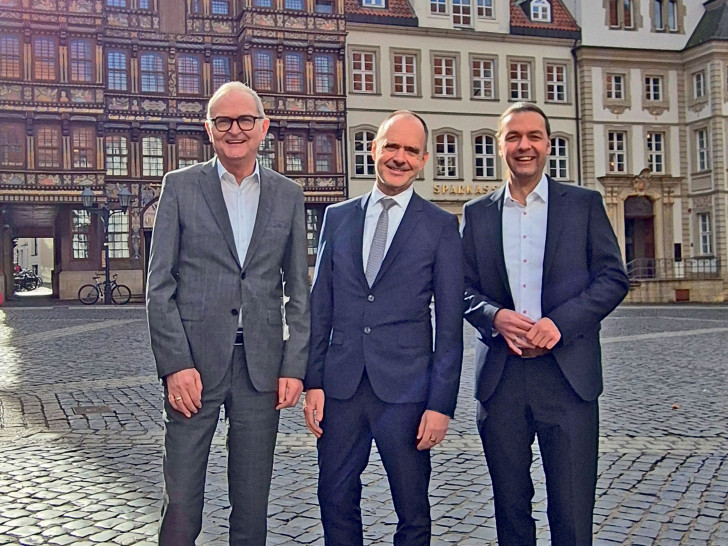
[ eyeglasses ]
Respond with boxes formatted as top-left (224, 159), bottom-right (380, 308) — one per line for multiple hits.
top-left (208, 115), bottom-right (264, 132)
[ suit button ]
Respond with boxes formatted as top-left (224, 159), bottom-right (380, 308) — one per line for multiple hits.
top-left (363, 326), bottom-right (371, 334)
top-left (367, 294), bottom-right (375, 302)
top-left (231, 309), bottom-right (239, 316)
top-left (240, 272), bottom-right (246, 280)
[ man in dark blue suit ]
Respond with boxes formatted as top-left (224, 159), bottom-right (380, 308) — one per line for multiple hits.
top-left (304, 110), bottom-right (463, 546)
top-left (462, 103), bottom-right (629, 545)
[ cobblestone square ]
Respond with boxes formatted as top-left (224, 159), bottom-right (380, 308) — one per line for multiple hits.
top-left (0, 304), bottom-right (726, 544)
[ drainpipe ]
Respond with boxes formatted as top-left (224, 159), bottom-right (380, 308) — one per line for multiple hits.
top-left (571, 39), bottom-right (582, 186)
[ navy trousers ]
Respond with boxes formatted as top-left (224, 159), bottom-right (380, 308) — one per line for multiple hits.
top-left (317, 373), bottom-right (431, 546)
top-left (477, 354), bottom-right (599, 546)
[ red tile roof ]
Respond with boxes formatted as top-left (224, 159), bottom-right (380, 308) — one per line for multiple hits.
top-left (344, 0), bottom-right (416, 19)
top-left (510, 0), bottom-right (580, 32)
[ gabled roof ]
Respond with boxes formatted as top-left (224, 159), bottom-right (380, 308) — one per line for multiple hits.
top-left (685, 0), bottom-right (728, 49)
top-left (510, 0), bottom-right (580, 40)
top-left (345, 0), bottom-right (418, 27)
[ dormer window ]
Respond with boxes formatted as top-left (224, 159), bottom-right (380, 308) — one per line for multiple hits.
top-left (531, 0), bottom-right (551, 22)
top-left (362, 0), bottom-right (385, 7)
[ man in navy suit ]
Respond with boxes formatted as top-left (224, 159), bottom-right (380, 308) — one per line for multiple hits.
top-left (304, 110), bottom-right (463, 545)
top-left (462, 102), bottom-right (629, 545)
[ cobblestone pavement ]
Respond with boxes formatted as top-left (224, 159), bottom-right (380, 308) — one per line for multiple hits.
top-left (0, 304), bottom-right (726, 545)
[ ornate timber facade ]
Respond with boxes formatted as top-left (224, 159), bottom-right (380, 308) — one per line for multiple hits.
top-left (0, 0), bottom-right (346, 299)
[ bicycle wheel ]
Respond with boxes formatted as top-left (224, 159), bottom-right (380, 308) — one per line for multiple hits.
top-left (111, 284), bottom-right (131, 305)
top-left (78, 284), bottom-right (100, 305)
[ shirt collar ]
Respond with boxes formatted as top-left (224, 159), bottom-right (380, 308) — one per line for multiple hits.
top-left (504, 174), bottom-right (549, 207)
top-left (217, 158), bottom-right (260, 187)
top-left (363, 184), bottom-right (414, 211)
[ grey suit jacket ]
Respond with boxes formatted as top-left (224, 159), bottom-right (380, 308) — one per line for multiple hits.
top-left (146, 157), bottom-right (310, 392)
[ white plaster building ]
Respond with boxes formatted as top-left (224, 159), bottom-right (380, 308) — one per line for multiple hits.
top-left (568, 0), bottom-right (727, 301)
top-left (345, 0), bottom-right (580, 216)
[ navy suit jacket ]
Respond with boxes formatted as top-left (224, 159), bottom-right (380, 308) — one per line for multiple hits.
top-left (305, 191), bottom-right (464, 417)
top-left (462, 177), bottom-right (629, 403)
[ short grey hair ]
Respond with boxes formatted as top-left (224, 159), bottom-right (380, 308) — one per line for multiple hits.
top-left (206, 81), bottom-right (265, 119)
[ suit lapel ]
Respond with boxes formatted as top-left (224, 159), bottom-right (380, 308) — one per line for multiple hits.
top-left (199, 158), bottom-right (240, 267)
top-left (350, 194), bottom-right (369, 290)
top-left (242, 166), bottom-right (277, 271)
top-left (543, 177), bottom-right (566, 282)
top-left (486, 186), bottom-right (512, 302)
top-left (371, 192), bottom-right (423, 286)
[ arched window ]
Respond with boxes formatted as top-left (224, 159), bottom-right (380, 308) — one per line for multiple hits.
top-left (353, 130), bottom-right (376, 177)
top-left (435, 133), bottom-right (458, 179)
top-left (473, 134), bottom-right (496, 179)
top-left (548, 137), bottom-right (569, 180)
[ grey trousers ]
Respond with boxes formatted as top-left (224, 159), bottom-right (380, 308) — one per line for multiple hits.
top-left (159, 345), bottom-right (280, 546)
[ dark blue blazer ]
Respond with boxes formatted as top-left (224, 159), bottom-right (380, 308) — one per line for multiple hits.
top-left (305, 191), bottom-right (464, 417)
top-left (462, 178), bottom-right (629, 403)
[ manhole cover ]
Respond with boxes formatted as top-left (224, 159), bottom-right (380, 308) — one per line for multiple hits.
top-left (73, 405), bottom-right (113, 415)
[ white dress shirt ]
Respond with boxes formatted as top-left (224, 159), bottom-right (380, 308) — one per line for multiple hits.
top-left (218, 160), bottom-right (260, 328)
top-left (502, 175), bottom-right (548, 321)
top-left (218, 160), bottom-right (260, 266)
top-left (362, 185), bottom-right (413, 274)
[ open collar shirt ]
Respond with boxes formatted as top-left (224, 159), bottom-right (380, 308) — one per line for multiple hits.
top-left (502, 174), bottom-right (549, 322)
top-left (217, 159), bottom-right (260, 267)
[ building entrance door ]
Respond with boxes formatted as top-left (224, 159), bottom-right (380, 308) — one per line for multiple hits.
top-left (624, 196), bottom-right (655, 278)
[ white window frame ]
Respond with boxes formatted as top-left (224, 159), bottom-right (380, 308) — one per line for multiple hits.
top-left (107, 211), bottom-right (130, 259)
top-left (430, 0), bottom-right (447, 14)
top-left (608, 131), bottom-right (627, 173)
top-left (351, 50), bottom-right (376, 94)
top-left (433, 54), bottom-right (457, 98)
top-left (452, 0), bottom-right (472, 27)
top-left (644, 76), bottom-right (662, 102)
top-left (362, 0), bottom-right (385, 6)
top-left (646, 131), bottom-right (665, 174)
top-left (509, 60), bottom-right (532, 101)
top-left (471, 57), bottom-right (495, 99)
top-left (473, 133), bottom-right (497, 179)
top-left (606, 73), bottom-right (625, 100)
top-left (392, 52), bottom-right (418, 96)
top-left (531, 0), bottom-right (551, 22)
top-left (697, 212), bottom-right (713, 255)
top-left (549, 136), bottom-right (569, 180)
top-left (435, 132), bottom-right (459, 179)
top-left (695, 128), bottom-right (709, 171)
top-left (693, 71), bottom-right (706, 99)
top-left (545, 63), bottom-right (567, 103)
top-left (477, 0), bottom-right (494, 18)
top-left (353, 129), bottom-right (376, 177)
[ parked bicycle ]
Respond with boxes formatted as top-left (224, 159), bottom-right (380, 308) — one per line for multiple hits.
top-left (78, 273), bottom-right (131, 305)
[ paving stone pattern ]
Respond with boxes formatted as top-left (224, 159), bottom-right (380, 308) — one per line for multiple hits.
top-left (0, 305), bottom-right (726, 544)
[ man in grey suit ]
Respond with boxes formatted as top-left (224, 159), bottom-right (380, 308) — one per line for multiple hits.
top-left (147, 81), bottom-right (310, 545)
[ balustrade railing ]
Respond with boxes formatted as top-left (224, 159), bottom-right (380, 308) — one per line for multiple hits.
top-left (626, 257), bottom-right (722, 280)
